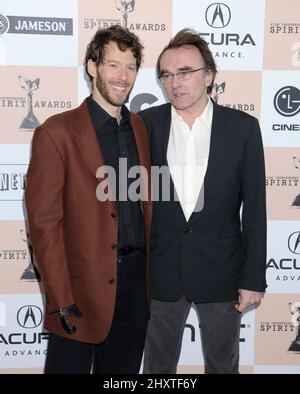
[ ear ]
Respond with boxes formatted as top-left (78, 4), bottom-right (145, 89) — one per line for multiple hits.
top-left (87, 59), bottom-right (97, 79)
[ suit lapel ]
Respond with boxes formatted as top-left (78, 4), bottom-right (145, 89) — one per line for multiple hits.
top-left (73, 100), bottom-right (105, 176)
top-left (73, 99), bottom-right (116, 205)
top-left (162, 104), bottom-right (172, 166)
top-left (131, 113), bottom-right (150, 173)
top-left (160, 104), bottom-right (188, 223)
top-left (203, 99), bottom-right (227, 186)
top-left (131, 113), bottom-right (151, 204)
top-left (188, 100), bottom-right (229, 222)
top-left (188, 99), bottom-right (228, 221)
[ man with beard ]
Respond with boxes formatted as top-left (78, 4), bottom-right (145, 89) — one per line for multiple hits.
top-left (25, 26), bottom-right (152, 374)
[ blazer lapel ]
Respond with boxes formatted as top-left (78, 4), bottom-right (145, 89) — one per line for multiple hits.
top-left (162, 104), bottom-right (172, 166)
top-left (130, 113), bottom-right (151, 204)
top-left (73, 99), bottom-right (116, 205)
top-left (160, 104), bottom-right (188, 223)
top-left (73, 100), bottom-right (105, 176)
top-left (189, 99), bottom-right (227, 221)
top-left (203, 99), bottom-right (227, 186)
top-left (131, 113), bottom-right (150, 172)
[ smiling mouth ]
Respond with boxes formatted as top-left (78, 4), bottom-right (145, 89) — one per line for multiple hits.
top-left (111, 83), bottom-right (129, 92)
top-left (113, 87), bottom-right (127, 93)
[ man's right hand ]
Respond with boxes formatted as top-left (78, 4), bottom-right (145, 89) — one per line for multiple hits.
top-left (59, 305), bottom-right (83, 334)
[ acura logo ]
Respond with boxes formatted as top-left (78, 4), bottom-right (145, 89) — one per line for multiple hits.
top-left (288, 232), bottom-right (300, 254)
top-left (17, 305), bottom-right (43, 328)
top-left (205, 3), bottom-right (231, 29)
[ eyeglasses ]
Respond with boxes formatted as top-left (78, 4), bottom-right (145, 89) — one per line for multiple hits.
top-left (159, 67), bottom-right (207, 84)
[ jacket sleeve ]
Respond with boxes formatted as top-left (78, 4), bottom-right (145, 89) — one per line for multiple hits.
top-left (25, 126), bottom-right (75, 313)
top-left (239, 117), bottom-right (267, 292)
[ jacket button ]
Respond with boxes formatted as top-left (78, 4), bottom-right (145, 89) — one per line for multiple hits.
top-left (109, 278), bottom-right (115, 284)
top-left (111, 244), bottom-right (118, 250)
top-left (184, 229), bottom-right (193, 234)
top-left (111, 212), bottom-right (117, 218)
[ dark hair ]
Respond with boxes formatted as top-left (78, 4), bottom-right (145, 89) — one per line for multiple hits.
top-left (156, 28), bottom-right (217, 94)
top-left (84, 25), bottom-right (144, 82)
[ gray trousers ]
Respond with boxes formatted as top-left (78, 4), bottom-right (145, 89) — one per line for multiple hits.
top-left (143, 295), bottom-right (242, 374)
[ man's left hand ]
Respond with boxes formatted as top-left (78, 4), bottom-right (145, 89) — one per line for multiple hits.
top-left (235, 289), bottom-right (264, 313)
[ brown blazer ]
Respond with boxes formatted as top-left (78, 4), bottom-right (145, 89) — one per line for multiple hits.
top-left (25, 99), bottom-right (152, 344)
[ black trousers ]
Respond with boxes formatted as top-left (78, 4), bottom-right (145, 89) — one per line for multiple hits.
top-left (45, 249), bottom-right (148, 374)
top-left (143, 295), bottom-right (242, 374)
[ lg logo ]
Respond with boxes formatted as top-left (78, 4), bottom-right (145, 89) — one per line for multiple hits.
top-left (17, 305), bottom-right (43, 329)
top-left (205, 3), bottom-right (231, 29)
top-left (274, 86), bottom-right (300, 117)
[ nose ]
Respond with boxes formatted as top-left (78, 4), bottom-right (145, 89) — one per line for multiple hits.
top-left (171, 74), bottom-right (182, 88)
top-left (117, 67), bottom-right (128, 81)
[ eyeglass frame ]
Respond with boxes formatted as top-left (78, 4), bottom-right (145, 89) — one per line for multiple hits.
top-left (159, 66), bottom-right (207, 84)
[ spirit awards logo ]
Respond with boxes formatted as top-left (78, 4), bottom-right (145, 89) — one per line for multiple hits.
top-left (115, 0), bottom-right (135, 29)
top-left (288, 302), bottom-right (300, 353)
top-left (20, 229), bottom-right (41, 282)
top-left (18, 76), bottom-right (40, 131)
top-left (83, 0), bottom-right (166, 38)
top-left (291, 156), bottom-right (300, 208)
top-left (274, 86), bottom-right (300, 117)
top-left (270, 22), bottom-right (300, 35)
top-left (211, 82), bottom-right (225, 103)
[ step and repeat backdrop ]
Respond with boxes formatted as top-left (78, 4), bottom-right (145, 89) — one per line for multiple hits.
top-left (0, 0), bottom-right (299, 374)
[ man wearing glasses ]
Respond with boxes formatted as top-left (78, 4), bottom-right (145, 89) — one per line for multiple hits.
top-left (139, 29), bottom-right (267, 374)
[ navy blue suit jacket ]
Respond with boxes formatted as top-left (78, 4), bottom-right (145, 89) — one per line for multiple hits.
top-left (139, 100), bottom-right (267, 303)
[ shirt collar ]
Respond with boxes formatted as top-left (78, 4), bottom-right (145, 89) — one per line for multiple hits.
top-left (86, 95), bottom-right (130, 132)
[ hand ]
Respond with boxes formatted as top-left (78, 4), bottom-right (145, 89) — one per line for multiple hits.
top-left (234, 289), bottom-right (264, 313)
top-left (59, 304), bottom-right (83, 334)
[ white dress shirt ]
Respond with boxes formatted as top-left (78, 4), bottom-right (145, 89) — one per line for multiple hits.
top-left (167, 98), bottom-right (213, 221)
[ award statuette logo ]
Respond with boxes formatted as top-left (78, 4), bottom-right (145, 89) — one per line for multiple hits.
top-left (20, 229), bottom-right (41, 281)
top-left (291, 156), bottom-right (300, 208)
top-left (211, 82), bottom-right (225, 104)
top-left (18, 76), bottom-right (40, 131)
top-left (288, 302), bottom-right (300, 353)
top-left (115, 0), bottom-right (135, 29)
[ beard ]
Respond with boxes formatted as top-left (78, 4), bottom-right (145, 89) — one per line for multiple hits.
top-left (95, 70), bottom-right (133, 107)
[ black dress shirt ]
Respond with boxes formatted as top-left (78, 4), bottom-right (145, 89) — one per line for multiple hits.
top-left (87, 96), bottom-right (145, 249)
